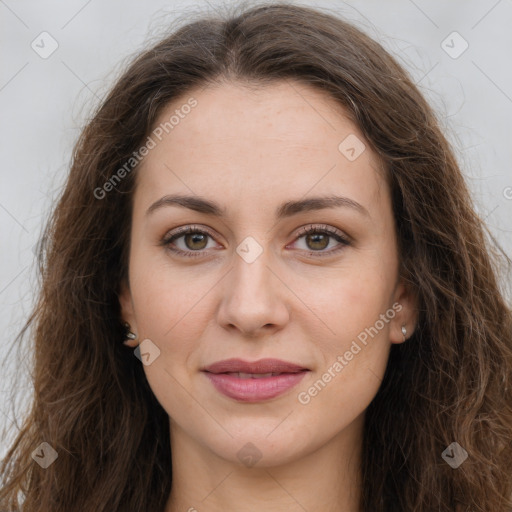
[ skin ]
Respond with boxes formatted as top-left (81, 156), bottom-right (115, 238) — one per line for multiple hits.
top-left (120, 80), bottom-right (417, 512)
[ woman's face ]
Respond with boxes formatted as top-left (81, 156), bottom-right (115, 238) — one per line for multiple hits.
top-left (120, 80), bottom-right (415, 467)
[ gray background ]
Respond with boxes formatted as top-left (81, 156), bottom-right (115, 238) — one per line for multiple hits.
top-left (1, 0), bottom-right (511, 455)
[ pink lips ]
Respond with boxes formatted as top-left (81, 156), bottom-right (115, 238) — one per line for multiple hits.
top-left (201, 358), bottom-right (309, 402)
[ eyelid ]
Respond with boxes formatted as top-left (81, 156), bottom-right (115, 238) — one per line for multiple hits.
top-left (160, 224), bottom-right (222, 252)
top-left (292, 224), bottom-right (351, 244)
top-left (163, 224), bottom-right (217, 241)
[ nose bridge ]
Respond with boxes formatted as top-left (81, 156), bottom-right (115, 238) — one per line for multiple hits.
top-left (217, 235), bottom-right (289, 334)
top-left (231, 235), bottom-right (276, 305)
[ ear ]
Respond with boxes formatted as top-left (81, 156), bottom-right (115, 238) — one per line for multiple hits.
top-left (389, 279), bottom-right (418, 345)
top-left (119, 277), bottom-right (138, 348)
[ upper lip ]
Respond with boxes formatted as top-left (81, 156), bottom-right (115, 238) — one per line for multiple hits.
top-left (202, 358), bottom-right (309, 374)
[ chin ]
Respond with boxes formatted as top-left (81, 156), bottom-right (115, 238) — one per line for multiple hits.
top-left (206, 425), bottom-right (317, 468)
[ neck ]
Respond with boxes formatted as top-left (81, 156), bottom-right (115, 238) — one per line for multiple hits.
top-left (164, 414), bottom-right (364, 512)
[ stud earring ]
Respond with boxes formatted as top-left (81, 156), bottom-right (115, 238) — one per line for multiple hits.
top-left (124, 322), bottom-right (137, 343)
top-left (401, 325), bottom-right (407, 342)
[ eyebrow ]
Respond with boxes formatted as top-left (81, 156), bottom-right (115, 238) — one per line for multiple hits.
top-left (146, 194), bottom-right (370, 219)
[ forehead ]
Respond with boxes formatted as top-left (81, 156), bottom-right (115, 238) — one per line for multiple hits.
top-left (134, 80), bottom-right (388, 221)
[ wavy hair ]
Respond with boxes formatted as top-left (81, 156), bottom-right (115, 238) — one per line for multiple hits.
top-left (1, 2), bottom-right (511, 511)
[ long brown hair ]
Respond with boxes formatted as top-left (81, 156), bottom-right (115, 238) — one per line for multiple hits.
top-left (1, 2), bottom-right (511, 510)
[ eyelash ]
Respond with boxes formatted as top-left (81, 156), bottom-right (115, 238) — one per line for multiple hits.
top-left (161, 224), bottom-right (351, 259)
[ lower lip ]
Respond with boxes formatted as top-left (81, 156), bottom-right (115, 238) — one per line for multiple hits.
top-left (203, 371), bottom-right (308, 402)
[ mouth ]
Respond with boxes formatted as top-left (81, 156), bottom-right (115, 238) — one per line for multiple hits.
top-left (202, 357), bottom-right (309, 374)
top-left (201, 358), bottom-right (310, 402)
top-left (220, 372), bottom-right (293, 378)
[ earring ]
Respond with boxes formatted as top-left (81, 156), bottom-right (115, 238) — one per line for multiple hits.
top-left (401, 325), bottom-right (407, 342)
top-left (124, 322), bottom-right (137, 343)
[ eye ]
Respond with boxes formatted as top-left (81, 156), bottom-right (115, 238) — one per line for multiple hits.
top-left (161, 225), bottom-right (220, 258)
top-left (161, 224), bottom-right (351, 259)
top-left (288, 224), bottom-right (351, 257)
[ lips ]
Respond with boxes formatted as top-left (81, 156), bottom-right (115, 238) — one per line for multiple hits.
top-left (202, 358), bottom-right (308, 375)
top-left (224, 372), bottom-right (282, 378)
top-left (201, 358), bottom-right (309, 402)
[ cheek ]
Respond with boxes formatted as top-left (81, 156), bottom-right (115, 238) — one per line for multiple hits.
top-left (307, 264), bottom-right (394, 400)
top-left (128, 262), bottom-right (205, 417)
top-left (320, 266), bottom-right (393, 342)
top-left (128, 244), bottom-right (210, 338)
top-left (299, 278), bottom-right (393, 422)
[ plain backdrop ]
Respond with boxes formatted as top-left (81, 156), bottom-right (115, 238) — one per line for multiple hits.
top-left (1, 0), bottom-right (511, 456)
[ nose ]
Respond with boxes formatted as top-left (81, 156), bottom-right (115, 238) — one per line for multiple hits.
top-left (216, 243), bottom-right (290, 338)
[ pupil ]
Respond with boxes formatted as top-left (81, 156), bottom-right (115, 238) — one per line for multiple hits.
top-left (308, 233), bottom-right (328, 250)
top-left (186, 233), bottom-right (207, 250)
